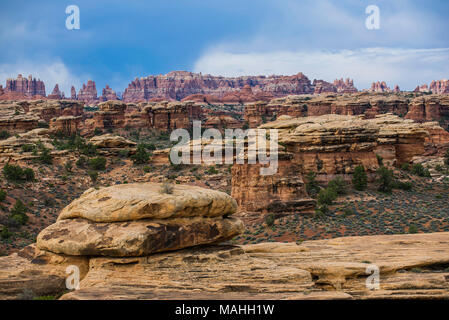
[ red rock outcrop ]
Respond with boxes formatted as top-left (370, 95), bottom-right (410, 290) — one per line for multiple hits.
top-left (99, 85), bottom-right (118, 102)
top-left (77, 80), bottom-right (98, 104)
top-left (122, 71), bottom-right (315, 102)
top-left (143, 101), bottom-right (202, 130)
top-left (70, 86), bottom-right (77, 100)
top-left (47, 84), bottom-right (65, 100)
top-left (370, 81), bottom-right (390, 92)
top-left (232, 114), bottom-right (445, 213)
top-left (4, 74), bottom-right (46, 97)
top-left (49, 116), bottom-right (82, 136)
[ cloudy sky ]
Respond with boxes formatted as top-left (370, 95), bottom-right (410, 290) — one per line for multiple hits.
top-left (0, 0), bottom-right (448, 95)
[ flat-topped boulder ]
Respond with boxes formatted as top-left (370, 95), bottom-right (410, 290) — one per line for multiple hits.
top-left (58, 183), bottom-right (238, 222)
top-left (37, 217), bottom-right (243, 257)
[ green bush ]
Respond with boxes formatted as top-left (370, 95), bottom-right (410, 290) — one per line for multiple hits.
top-left (38, 148), bottom-right (52, 165)
top-left (0, 189), bottom-right (6, 202)
top-left (76, 156), bottom-right (87, 168)
top-left (131, 144), bottom-right (150, 165)
top-left (3, 164), bottom-right (35, 182)
top-left (10, 199), bottom-right (28, 225)
top-left (400, 163), bottom-right (410, 171)
top-left (89, 157), bottom-right (107, 171)
top-left (376, 167), bottom-right (395, 194)
top-left (64, 160), bottom-right (73, 172)
top-left (88, 170), bottom-right (98, 183)
top-left (395, 181), bottom-right (413, 191)
top-left (317, 187), bottom-right (337, 206)
top-left (411, 163), bottom-right (431, 177)
top-left (445, 149), bottom-right (449, 167)
top-left (408, 224), bottom-right (418, 234)
top-left (305, 171), bottom-right (320, 197)
top-left (352, 165), bottom-right (367, 191)
top-left (376, 154), bottom-right (383, 166)
top-left (328, 177), bottom-right (347, 195)
top-left (265, 213), bottom-right (275, 226)
top-left (0, 226), bottom-right (12, 239)
top-left (207, 166), bottom-right (218, 175)
top-left (0, 130), bottom-right (11, 140)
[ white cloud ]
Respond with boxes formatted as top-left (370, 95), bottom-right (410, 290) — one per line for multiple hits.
top-left (0, 59), bottom-right (87, 96)
top-left (193, 47), bottom-right (449, 90)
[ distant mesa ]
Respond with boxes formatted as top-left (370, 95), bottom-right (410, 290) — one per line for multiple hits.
top-left (1, 72), bottom-right (449, 103)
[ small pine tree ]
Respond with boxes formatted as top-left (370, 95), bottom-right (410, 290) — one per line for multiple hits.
top-left (376, 166), bottom-right (395, 193)
top-left (10, 199), bottom-right (28, 225)
top-left (352, 165), bottom-right (367, 191)
top-left (131, 144), bottom-right (150, 165)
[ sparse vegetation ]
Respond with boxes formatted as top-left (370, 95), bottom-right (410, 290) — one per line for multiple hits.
top-left (352, 165), bottom-right (367, 191)
top-left (131, 144), bottom-right (150, 164)
top-left (376, 167), bottom-right (395, 194)
top-left (411, 163), bottom-right (431, 178)
top-left (10, 199), bottom-right (29, 225)
top-left (89, 157), bottom-right (107, 171)
top-left (3, 164), bottom-right (35, 182)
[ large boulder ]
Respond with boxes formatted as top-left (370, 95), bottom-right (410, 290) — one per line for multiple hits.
top-left (37, 217), bottom-right (243, 257)
top-left (58, 183), bottom-right (238, 222)
top-left (36, 183), bottom-right (243, 257)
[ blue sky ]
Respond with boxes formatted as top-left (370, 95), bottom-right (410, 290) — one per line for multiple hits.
top-left (0, 0), bottom-right (448, 94)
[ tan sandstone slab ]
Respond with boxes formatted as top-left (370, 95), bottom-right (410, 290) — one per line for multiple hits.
top-left (37, 217), bottom-right (243, 257)
top-left (58, 183), bottom-right (238, 222)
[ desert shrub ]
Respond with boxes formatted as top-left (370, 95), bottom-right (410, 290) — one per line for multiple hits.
top-left (445, 149), bottom-right (449, 167)
top-left (159, 182), bottom-right (174, 194)
top-left (376, 154), bottom-right (383, 166)
top-left (328, 177), bottom-right (347, 195)
top-left (305, 171), bottom-right (320, 197)
top-left (0, 189), bottom-right (6, 202)
top-left (352, 165), bottom-right (367, 191)
top-left (376, 167), bottom-right (395, 194)
top-left (88, 170), bottom-right (98, 183)
top-left (143, 166), bottom-right (151, 173)
top-left (79, 142), bottom-right (97, 156)
top-left (38, 148), bottom-right (52, 165)
top-left (89, 157), bottom-right (107, 171)
top-left (131, 144), bottom-right (149, 165)
top-left (400, 163), bottom-right (410, 171)
top-left (64, 160), bottom-right (73, 172)
top-left (0, 130), bottom-right (10, 140)
top-left (265, 213), bottom-right (275, 227)
top-left (10, 199), bottom-right (28, 225)
top-left (118, 149), bottom-right (130, 158)
top-left (93, 128), bottom-right (103, 136)
top-left (314, 204), bottom-right (329, 218)
top-left (3, 164), bottom-right (35, 182)
top-left (395, 181), bottom-right (412, 191)
top-left (317, 187), bottom-right (337, 206)
top-left (408, 224), bottom-right (418, 234)
top-left (21, 144), bottom-right (35, 153)
top-left (0, 226), bottom-right (12, 239)
top-left (207, 166), bottom-right (218, 175)
top-left (411, 163), bottom-right (431, 177)
top-left (76, 156), bottom-right (87, 168)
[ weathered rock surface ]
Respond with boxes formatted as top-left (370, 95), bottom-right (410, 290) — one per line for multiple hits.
top-left (58, 183), bottom-right (238, 222)
top-left (2, 74), bottom-right (46, 98)
top-left (232, 113), bottom-right (447, 213)
top-left (37, 217), bottom-right (243, 257)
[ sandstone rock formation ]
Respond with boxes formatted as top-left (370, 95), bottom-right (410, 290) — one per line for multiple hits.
top-left (34, 182), bottom-right (242, 257)
top-left (0, 101), bottom-right (39, 133)
top-left (3, 230), bottom-right (449, 299)
top-left (70, 86), bottom-right (77, 100)
top-left (232, 114), bottom-right (446, 213)
top-left (122, 71), bottom-right (315, 102)
top-left (244, 93), bottom-right (449, 129)
top-left (49, 116), bottom-right (82, 136)
top-left (3, 74), bottom-right (46, 98)
top-left (99, 85), bottom-right (118, 102)
top-left (77, 80), bottom-right (97, 104)
top-left (47, 84), bottom-right (65, 100)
